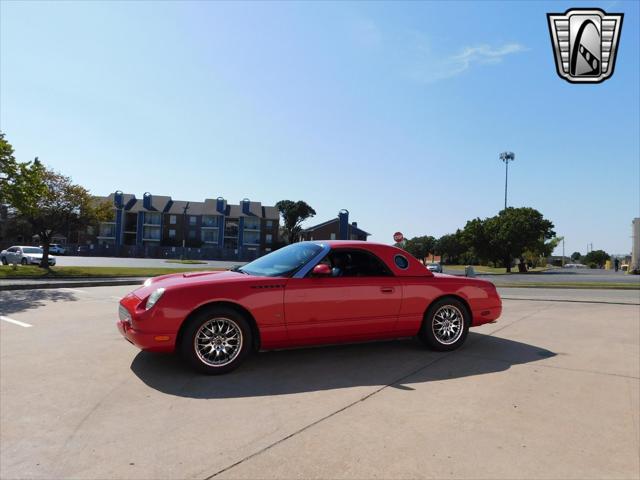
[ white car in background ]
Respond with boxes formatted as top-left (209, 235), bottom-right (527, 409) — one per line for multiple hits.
top-left (0, 246), bottom-right (56, 266)
top-left (40, 243), bottom-right (67, 255)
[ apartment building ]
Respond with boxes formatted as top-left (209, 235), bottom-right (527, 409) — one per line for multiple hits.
top-left (93, 191), bottom-right (279, 259)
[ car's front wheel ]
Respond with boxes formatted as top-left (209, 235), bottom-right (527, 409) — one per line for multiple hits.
top-left (419, 297), bottom-right (470, 351)
top-left (179, 306), bottom-right (253, 375)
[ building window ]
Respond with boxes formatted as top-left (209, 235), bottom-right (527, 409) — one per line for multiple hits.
top-left (225, 219), bottom-right (239, 237)
top-left (143, 226), bottom-right (161, 240)
top-left (168, 229), bottom-right (176, 238)
top-left (330, 233), bottom-right (336, 240)
top-left (202, 215), bottom-right (219, 227)
top-left (188, 230), bottom-right (196, 239)
top-left (244, 231), bottom-right (260, 245)
top-left (244, 217), bottom-right (260, 230)
top-left (266, 220), bottom-right (273, 228)
top-left (201, 229), bottom-right (217, 243)
top-left (189, 216), bottom-right (197, 226)
top-left (99, 223), bottom-right (116, 238)
top-left (266, 233), bottom-right (273, 244)
top-left (144, 212), bottom-right (161, 225)
top-left (169, 215), bottom-right (177, 225)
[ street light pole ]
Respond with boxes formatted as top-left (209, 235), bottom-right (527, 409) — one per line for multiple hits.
top-left (499, 151), bottom-right (515, 210)
top-left (182, 202), bottom-right (190, 260)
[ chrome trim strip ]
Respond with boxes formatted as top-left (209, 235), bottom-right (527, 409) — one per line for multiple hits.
top-left (293, 242), bottom-right (330, 278)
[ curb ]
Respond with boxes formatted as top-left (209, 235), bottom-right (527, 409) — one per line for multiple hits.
top-left (0, 279), bottom-right (145, 291)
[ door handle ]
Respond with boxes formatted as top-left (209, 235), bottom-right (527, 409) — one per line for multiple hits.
top-left (380, 287), bottom-right (394, 293)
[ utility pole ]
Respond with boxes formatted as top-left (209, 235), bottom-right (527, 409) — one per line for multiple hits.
top-left (499, 152), bottom-right (515, 210)
top-left (181, 202), bottom-right (190, 260)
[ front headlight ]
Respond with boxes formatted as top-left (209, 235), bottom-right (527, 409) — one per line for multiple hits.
top-left (146, 288), bottom-right (165, 310)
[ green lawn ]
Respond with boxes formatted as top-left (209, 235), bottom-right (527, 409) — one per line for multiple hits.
top-left (0, 265), bottom-right (225, 279)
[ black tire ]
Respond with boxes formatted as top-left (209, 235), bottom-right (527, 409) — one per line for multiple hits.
top-left (1, 257), bottom-right (7, 265)
top-left (179, 306), bottom-right (253, 375)
top-left (21, 258), bottom-right (27, 265)
top-left (419, 297), bottom-right (470, 352)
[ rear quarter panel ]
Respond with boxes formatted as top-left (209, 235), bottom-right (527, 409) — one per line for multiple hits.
top-left (397, 275), bottom-right (501, 335)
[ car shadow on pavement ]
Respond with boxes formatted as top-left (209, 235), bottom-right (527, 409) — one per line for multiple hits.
top-left (0, 289), bottom-right (77, 316)
top-left (130, 332), bottom-right (556, 399)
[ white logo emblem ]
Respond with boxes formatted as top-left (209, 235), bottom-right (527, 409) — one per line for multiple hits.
top-left (547, 8), bottom-right (623, 83)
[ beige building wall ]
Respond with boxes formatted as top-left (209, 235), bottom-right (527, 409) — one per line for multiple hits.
top-left (632, 218), bottom-right (640, 271)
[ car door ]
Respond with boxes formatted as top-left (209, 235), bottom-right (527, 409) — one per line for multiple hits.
top-left (284, 248), bottom-right (402, 343)
top-left (5, 247), bottom-right (16, 262)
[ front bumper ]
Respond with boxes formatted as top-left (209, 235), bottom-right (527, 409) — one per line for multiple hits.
top-left (117, 294), bottom-right (176, 353)
top-left (26, 258), bottom-right (55, 266)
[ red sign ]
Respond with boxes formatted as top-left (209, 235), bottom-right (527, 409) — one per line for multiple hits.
top-left (393, 232), bottom-right (404, 243)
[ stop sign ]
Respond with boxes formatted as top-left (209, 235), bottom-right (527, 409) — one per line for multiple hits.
top-left (393, 232), bottom-right (404, 243)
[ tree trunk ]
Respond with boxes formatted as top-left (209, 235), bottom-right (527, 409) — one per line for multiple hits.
top-left (40, 233), bottom-right (51, 270)
top-left (504, 256), bottom-right (511, 273)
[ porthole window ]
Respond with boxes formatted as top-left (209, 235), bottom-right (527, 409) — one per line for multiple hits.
top-left (394, 254), bottom-right (409, 270)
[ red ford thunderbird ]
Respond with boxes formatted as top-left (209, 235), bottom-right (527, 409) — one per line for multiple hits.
top-left (117, 241), bottom-right (502, 374)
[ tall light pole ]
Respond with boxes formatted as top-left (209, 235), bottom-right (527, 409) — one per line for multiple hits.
top-left (499, 151), bottom-right (515, 210)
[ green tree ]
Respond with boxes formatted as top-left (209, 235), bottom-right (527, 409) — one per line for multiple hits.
top-left (3, 157), bottom-right (111, 268)
top-left (435, 230), bottom-right (467, 264)
top-left (0, 132), bottom-right (17, 203)
top-left (404, 235), bottom-right (436, 264)
top-left (462, 207), bottom-right (555, 272)
top-left (571, 251), bottom-right (582, 261)
top-left (583, 249), bottom-right (610, 268)
top-left (275, 200), bottom-right (316, 244)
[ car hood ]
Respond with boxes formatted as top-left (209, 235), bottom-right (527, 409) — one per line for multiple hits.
top-left (132, 270), bottom-right (248, 299)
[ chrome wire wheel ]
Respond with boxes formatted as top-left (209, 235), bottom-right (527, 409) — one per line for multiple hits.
top-left (432, 305), bottom-right (464, 345)
top-left (194, 317), bottom-right (243, 367)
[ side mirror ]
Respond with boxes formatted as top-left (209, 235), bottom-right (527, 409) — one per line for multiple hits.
top-left (312, 264), bottom-right (332, 276)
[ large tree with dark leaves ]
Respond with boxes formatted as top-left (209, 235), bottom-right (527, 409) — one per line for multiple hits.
top-left (275, 200), bottom-right (316, 244)
top-left (463, 207), bottom-right (556, 272)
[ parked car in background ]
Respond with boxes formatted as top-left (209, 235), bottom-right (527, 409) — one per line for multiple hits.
top-left (1, 246), bottom-right (56, 266)
top-left (118, 241), bottom-right (502, 374)
top-left (77, 245), bottom-right (90, 255)
top-left (40, 243), bottom-right (67, 255)
top-left (426, 262), bottom-right (443, 273)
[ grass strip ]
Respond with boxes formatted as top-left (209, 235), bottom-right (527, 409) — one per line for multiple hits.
top-left (0, 265), bottom-right (225, 279)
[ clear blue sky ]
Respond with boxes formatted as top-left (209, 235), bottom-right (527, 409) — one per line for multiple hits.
top-left (1, 0), bottom-right (638, 255)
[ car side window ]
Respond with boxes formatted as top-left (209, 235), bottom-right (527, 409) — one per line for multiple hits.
top-left (326, 249), bottom-right (392, 277)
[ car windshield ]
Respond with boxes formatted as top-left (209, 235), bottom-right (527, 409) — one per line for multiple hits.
top-left (239, 243), bottom-right (323, 277)
top-left (22, 247), bottom-right (43, 254)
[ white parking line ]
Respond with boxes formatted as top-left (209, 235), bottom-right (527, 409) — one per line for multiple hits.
top-left (0, 316), bottom-right (33, 328)
top-left (59, 288), bottom-right (87, 294)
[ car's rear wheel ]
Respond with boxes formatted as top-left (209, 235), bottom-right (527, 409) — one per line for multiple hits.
top-left (179, 306), bottom-right (253, 375)
top-left (1, 257), bottom-right (7, 265)
top-left (419, 297), bottom-right (470, 351)
top-left (20, 258), bottom-right (27, 265)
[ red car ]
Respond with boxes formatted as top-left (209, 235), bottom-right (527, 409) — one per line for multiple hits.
top-left (118, 241), bottom-right (502, 374)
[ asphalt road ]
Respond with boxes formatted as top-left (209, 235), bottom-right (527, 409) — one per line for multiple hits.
top-left (1, 286), bottom-right (638, 479)
top-left (54, 256), bottom-right (243, 269)
top-left (446, 267), bottom-right (640, 285)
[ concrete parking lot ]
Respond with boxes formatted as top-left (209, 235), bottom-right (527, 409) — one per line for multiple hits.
top-left (1, 286), bottom-right (638, 479)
